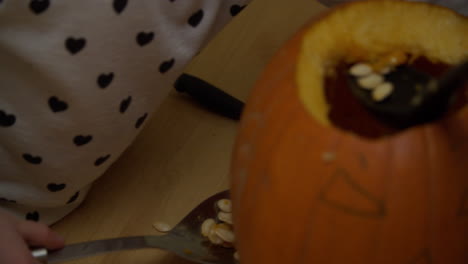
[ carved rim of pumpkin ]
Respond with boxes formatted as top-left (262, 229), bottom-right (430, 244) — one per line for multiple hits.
top-left (296, 0), bottom-right (468, 138)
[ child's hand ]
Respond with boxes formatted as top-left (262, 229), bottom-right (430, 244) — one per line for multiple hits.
top-left (0, 208), bottom-right (64, 264)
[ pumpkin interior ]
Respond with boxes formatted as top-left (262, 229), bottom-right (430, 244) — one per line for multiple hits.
top-left (297, 0), bottom-right (468, 137)
top-left (324, 56), bottom-right (468, 138)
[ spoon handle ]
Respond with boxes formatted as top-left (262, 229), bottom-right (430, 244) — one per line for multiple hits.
top-left (32, 235), bottom-right (174, 264)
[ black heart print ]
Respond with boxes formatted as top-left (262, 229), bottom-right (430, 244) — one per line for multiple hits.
top-left (26, 211), bottom-right (40, 222)
top-left (23, 153), bottom-right (42, 164)
top-left (48, 96), bottom-right (68, 112)
top-left (65, 37), bottom-right (86, 55)
top-left (135, 113), bottom-right (148, 129)
top-left (120, 96), bottom-right (132, 113)
top-left (0, 110), bottom-right (16, 127)
top-left (67, 192), bottom-right (80, 204)
top-left (97, 73), bottom-right (114, 88)
top-left (47, 183), bottom-right (66, 192)
top-left (73, 135), bottom-right (92, 146)
top-left (95, 154), bottom-right (111, 166)
top-left (113, 0), bottom-right (127, 14)
top-left (136, 32), bottom-right (154, 46)
top-left (188, 9), bottom-right (204, 27)
top-left (230, 5), bottom-right (246, 16)
top-left (159, 58), bottom-right (175, 74)
top-left (30, 0), bottom-right (49, 14)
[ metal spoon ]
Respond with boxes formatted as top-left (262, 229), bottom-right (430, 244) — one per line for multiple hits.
top-left (348, 60), bottom-right (468, 128)
top-left (32, 190), bottom-right (235, 264)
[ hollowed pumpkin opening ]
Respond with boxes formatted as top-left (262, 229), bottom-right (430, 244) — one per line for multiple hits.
top-left (297, 0), bottom-right (468, 139)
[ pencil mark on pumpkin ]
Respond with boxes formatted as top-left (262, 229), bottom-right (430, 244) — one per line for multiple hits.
top-left (319, 168), bottom-right (386, 218)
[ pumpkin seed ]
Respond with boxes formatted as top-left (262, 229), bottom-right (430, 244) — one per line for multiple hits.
top-left (214, 223), bottom-right (235, 243)
top-left (201, 218), bottom-right (216, 237)
top-left (208, 229), bottom-right (224, 245)
top-left (218, 211), bottom-right (233, 225)
top-left (349, 63), bottom-right (373, 77)
top-left (234, 251), bottom-right (240, 261)
top-left (372, 82), bottom-right (394, 102)
top-left (217, 199), bottom-right (232, 213)
top-left (152, 221), bottom-right (171, 233)
top-left (358, 73), bottom-right (384, 90)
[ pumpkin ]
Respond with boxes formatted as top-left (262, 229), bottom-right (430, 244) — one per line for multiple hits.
top-left (230, 1), bottom-right (468, 264)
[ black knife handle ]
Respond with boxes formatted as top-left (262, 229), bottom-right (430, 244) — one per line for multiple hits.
top-left (174, 74), bottom-right (245, 120)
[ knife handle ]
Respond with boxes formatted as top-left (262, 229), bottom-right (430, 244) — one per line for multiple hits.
top-left (174, 73), bottom-right (245, 120)
top-left (32, 248), bottom-right (48, 263)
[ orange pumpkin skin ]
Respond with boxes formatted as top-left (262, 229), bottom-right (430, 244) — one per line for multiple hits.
top-left (230, 1), bottom-right (468, 264)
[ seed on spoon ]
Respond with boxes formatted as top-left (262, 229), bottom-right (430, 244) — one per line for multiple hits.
top-left (152, 221), bottom-right (172, 233)
top-left (208, 229), bottom-right (224, 245)
top-left (372, 82), bottom-right (394, 102)
top-left (349, 63), bottom-right (373, 77)
top-left (217, 199), bottom-right (232, 213)
top-left (201, 218), bottom-right (216, 237)
top-left (218, 211), bottom-right (233, 224)
top-left (358, 73), bottom-right (384, 90)
top-left (214, 223), bottom-right (235, 243)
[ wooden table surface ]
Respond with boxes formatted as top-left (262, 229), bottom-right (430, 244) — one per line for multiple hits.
top-left (52, 1), bottom-right (327, 263)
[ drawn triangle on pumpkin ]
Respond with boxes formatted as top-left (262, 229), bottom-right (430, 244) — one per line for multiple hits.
top-left (319, 168), bottom-right (386, 218)
top-left (408, 249), bottom-right (432, 264)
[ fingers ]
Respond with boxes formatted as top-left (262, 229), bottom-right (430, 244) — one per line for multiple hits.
top-left (18, 220), bottom-right (65, 250)
top-left (1, 223), bottom-right (39, 264)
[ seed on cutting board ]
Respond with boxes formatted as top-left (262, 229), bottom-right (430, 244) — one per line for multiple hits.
top-left (357, 73), bottom-right (384, 90)
top-left (349, 63), bottom-right (373, 77)
top-left (217, 199), bottom-right (232, 213)
top-left (152, 221), bottom-right (172, 233)
top-left (201, 218), bottom-right (216, 237)
top-left (372, 82), bottom-right (394, 102)
top-left (214, 223), bottom-right (236, 243)
top-left (234, 251), bottom-right (240, 261)
top-left (218, 211), bottom-right (233, 224)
